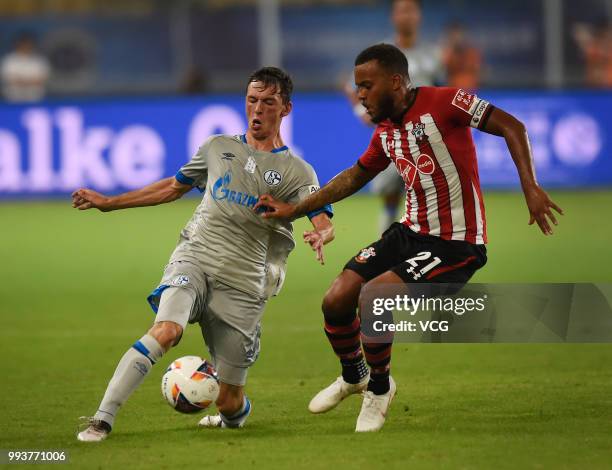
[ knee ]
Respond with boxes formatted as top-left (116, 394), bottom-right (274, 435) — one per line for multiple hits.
top-left (358, 278), bottom-right (377, 305)
top-left (322, 284), bottom-right (357, 322)
top-left (322, 289), bottom-right (343, 320)
top-left (148, 321), bottom-right (183, 350)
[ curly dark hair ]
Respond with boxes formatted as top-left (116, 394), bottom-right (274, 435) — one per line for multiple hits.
top-left (355, 43), bottom-right (409, 79)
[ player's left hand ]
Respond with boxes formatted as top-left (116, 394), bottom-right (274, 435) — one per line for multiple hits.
top-left (524, 185), bottom-right (564, 235)
top-left (254, 194), bottom-right (296, 219)
top-left (303, 230), bottom-right (325, 265)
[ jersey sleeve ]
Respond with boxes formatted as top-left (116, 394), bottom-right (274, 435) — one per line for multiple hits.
top-left (175, 137), bottom-right (213, 192)
top-left (357, 128), bottom-right (390, 173)
top-left (287, 163), bottom-right (333, 220)
top-left (442, 88), bottom-right (494, 130)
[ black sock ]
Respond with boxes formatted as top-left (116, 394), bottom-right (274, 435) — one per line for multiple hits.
top-left (367, 373), bottom-right (390, 395)
top-left (341, 356), bottom-right (369, 384)
top-left (363, 342), bottom-right (391, 395)
top-left (324, 314), bottom-right (367, 384)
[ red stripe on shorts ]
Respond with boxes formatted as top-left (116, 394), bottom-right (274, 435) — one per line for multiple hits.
top-left (425, 256), bottom-right (477, 280)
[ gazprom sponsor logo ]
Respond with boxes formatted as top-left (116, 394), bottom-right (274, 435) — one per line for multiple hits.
top-left (211, 170), bottom-right (258, 208)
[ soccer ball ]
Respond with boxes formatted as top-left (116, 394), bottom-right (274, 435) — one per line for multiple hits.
top-left (161, 356), bottom-right (219, 414)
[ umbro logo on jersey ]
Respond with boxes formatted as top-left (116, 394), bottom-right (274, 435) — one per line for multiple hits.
top-left (264, 169), bottom-right (282, 186)
top-left (221, 152), bottom-right (236, 160)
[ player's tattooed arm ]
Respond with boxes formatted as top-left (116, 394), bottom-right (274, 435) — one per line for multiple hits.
top-left (481, 107), bottom-right (564, 235)
top-left (255, 163), bottom-right (376, 219)
top-left (304, 213), bottom-right (335, 265)
top-left (71, 177), bottom-right (192, 212)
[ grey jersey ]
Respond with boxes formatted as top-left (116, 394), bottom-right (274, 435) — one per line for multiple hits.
top-left (171, 134), bottom-right (330, 300)
top-left (389, 38), bottom-right (444, 87)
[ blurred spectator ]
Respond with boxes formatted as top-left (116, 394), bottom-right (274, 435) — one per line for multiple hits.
top-left (386, 0), bottom-right (444, 87)
top-left (1, 32), bottom-right (50, 102)
top-left (344, 0), bottom-right (444, 117)
top-left (573, 22), bottom-right (612, 88)
top-left (441, 22), bottom-right (482, 90)
top-left (180, 66), bottom-right (209, 95)
top-left (343, 0), bottom-right (445, 235)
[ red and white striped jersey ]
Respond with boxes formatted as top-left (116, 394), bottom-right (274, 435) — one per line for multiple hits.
top-left (358, 87), bottom-right (493, 245)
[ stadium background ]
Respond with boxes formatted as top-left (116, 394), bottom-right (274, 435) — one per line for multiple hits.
top-left (1, 0), bottom-right (611, 468)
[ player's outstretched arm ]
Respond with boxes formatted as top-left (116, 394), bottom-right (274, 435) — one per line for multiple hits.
top-left (255, 163), bottom-right (377, 219)
top-left (480, 107), bottom-right (564, 235)
top-left (303, 213), bottom-right (335, 265)
top-left (71, 177), bottom-right (192, 212)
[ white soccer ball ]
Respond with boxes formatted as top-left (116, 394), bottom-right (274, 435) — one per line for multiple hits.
top-left (161, 356), bottom-right (219, 414)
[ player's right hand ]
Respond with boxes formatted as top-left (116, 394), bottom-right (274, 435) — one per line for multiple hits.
top-left (71, 188), bottom-right (111, 211)
top-left (524, 185), bottom-right (563, 235)
top-left (254, 194), bottom-right (296, 219)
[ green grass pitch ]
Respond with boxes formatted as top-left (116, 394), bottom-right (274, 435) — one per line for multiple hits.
top-left (1, 191), bottom-right (611, 469)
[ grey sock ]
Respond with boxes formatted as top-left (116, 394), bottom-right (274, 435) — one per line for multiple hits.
top-left (94, 334), bottom-right (164, 428)
top-left (220, 396), bottom-right (251, 428)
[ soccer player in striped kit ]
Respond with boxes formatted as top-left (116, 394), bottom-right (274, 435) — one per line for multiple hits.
top-left (256, 44), bottom-right (563, 432)
top-left (344, 0), bottom-right (445, 235)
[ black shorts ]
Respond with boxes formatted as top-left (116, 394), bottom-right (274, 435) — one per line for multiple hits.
top-left (344, 223), bottom-right (487, 285)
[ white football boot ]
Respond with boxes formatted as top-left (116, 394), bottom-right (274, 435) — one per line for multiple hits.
top-left (198, 415), bottom-right (223, 428)
top-left (198, 397), bottom-right (252, 429)
top-left (76, 417), bottom-right (111, 442)
top-left (355, 376), bottom-right (397, 432)
top-left (308, 374), bottom-right (369, 414)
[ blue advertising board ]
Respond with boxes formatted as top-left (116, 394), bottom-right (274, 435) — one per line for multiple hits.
top-left (0, 91), bottom-right (610, 198)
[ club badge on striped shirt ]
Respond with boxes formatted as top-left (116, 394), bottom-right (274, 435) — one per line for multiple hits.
top-left (411, 122), bottom-right (427, 142)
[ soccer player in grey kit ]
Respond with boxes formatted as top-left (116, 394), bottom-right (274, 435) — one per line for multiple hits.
top-left (72, 67), bottom-right (334, 441)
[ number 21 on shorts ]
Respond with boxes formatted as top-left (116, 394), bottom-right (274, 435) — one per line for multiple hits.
top-left (405, 251), bottom-right (441, 281)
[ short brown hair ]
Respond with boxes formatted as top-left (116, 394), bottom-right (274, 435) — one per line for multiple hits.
top-left (246, 67), bottom-right (293, 104)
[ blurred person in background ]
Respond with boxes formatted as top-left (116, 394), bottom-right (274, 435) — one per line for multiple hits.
top-left (1, 32), bottom-right (50, 102)
top-left (180, 65), bottom-right (209, 95)
top-left (344, 0), bottom-right (445, 235)
top-left (442, 22), bottom-right (482, 90)
top-left (573, 21), bottom-right (612, 88)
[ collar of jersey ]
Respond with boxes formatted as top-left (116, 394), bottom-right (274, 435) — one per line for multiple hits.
top-left (240, 134), bottom-right (288, 154)
top-left (385, 87), bottom-right (420, 127)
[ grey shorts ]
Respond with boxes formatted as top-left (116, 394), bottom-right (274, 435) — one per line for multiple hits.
top-left (370, 164), bottom-right (405, 196)
top-left (147, 261), bottom-right (266, 386)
